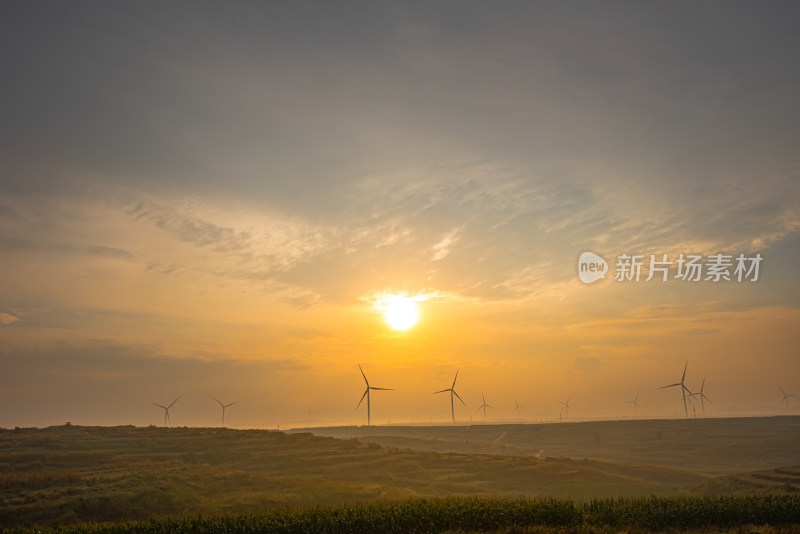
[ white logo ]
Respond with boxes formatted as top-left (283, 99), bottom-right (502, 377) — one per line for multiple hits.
top-left (578, 252), bottom-right (608, 284)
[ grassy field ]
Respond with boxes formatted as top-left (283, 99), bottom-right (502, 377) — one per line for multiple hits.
top-left (294, 416), bottom-right (800, 476)
top-left (1, 418), bottom-right (798, 528)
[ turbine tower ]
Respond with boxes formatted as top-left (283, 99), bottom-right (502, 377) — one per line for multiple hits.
top-left (627, 394), bottom-right (639, 414)
top-left (152, 396), bottom-right (180, 427)
top-left (356, 364), bottom-right (392, 425)
top-left (696, 379), bottom-right (712, 415)
top-left (434, 369), bottom-right (466, 423)
top-left (659, 362), bottom-right (693, 418)
top-left (514, 399), bottom-right (524, 419)
top-left (560, 397), bottom-right (571, 417)
top-left (779, 386), bottom-right (798, 409)
top-left (476, 393), bottom-right (493, 419)
top-left (215, 398), bottom-right (238, 427)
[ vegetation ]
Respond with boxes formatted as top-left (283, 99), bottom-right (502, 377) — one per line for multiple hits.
top-left (299, 416), bottom-right (800, 476)
top-left (3, 496), bottom-right (800, 533)
top-left (1, 421), bottom-right (798, 530)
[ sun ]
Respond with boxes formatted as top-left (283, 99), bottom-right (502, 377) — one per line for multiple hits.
top-left (383, 295), bottom-right (419, 331)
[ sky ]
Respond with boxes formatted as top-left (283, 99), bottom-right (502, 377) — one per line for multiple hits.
top-left (1, 2), bottom-right (799, 428)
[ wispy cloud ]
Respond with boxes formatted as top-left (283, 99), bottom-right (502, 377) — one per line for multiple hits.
top-left (85, 245), bottom-right (134, 259)
top-left (431, 228), bottom-right (461, 261)
top-left (0, 312), bottom-right (20, 325)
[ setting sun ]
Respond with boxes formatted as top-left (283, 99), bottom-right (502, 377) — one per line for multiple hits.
top-left (383, 295), bottom-right (419, 331)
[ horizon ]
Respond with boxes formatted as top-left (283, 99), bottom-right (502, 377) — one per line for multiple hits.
top-left (7, 412), bottom-right (800, 434)
top-left (2, 2), bottom-right (799, 429)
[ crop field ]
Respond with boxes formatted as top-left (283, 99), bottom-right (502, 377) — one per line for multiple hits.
top-left (3, 496), bottom-right (800, 534)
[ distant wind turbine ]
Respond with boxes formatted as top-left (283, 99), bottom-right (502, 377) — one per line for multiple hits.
top-left (659, 362), bottom-right (693, 418)
top-left (514, 399), bottom-right (524, 419)
top-left (152, 396), bottom-right (180, 427)
top-left (695, 379), bottom-right (712, 415)
top-left (560, 397), bottom-right (571, 417)
top-left (356, 364), bottom-right (392, 425)
top-left (215, 398), bottom-right (238, 427)
top-left (779, 386), bottom-right (799, 410)
top-left (476, 393), bottom-right (493, 419)
top-left (627, 394), bottom-right (639, 414)
top-left (434, 369), bottom-right (466, 423)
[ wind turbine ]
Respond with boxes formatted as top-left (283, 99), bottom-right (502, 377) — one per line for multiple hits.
top-left (152, 396), bottom-right (180, 427)
top-left (514, 399), bottom-right (524, 419)
top-left (434, 369), bottom-right (466, 423)
top-left (356, 364), bottom-right (392, 425)
top-left (476, 393), bottom-right (493, 419)
top-left (215, 398), bottom-right (238, 427)
top-left (627, 394), bottom-right (639, 414)
top-left (659, 362), bottom-right (693, 418)
top-left (695, 379), bottom-right (712, 415)
top-left (560, 397), bottom-right (571, 417)
top-left (779, 386), bottom-right (798, 410)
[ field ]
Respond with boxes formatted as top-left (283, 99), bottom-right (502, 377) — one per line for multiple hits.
top-left (4, 496), bottom-right (800, 534)
top-left (294, 416), bottom-right (800, 476)
top-left (1, 417), bottom-right (799, 530)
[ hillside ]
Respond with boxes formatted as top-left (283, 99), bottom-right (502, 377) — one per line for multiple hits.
top-left (0, 424), bottom-right (706, 527)
top-left (690, 465), bottom-right (800, 496)
top-left (295, 416), bottom-right (800, 476)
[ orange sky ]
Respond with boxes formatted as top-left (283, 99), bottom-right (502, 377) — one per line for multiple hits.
top-left (1, 3), bottom-right (799, 428)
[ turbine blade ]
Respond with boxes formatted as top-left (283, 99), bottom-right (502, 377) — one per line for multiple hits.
top-left (453, 390), bottom-right (466, 405)
top-left (659, 383), bottom-right (680, 389)
top-left (682, 361), bottom-right (688, 382)
top-left (153, 403), bottom-right (166, 409)
top-left (452, 369), bottom-right (459, 388)
top-left (169, 396), bottom-right (181, 408)
top-left (356, 388), bottom-right (368, 410)
top-left (370, 387), bottom-right (392, 391)
top-left (226, 401), bottom-right (238, 407)
top-left (779, 386), bottom-right (787, 395)
top-left (433, 389), bottom-right (450, 394)
top-left (358, 364), bottom-right (369, 387)
top-left (215, 398), bottom-right (224, 408)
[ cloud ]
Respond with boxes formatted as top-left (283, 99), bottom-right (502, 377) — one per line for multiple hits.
top-left (1, 339), bottom-right (308, 384)
top-left (116, 193), bottom-right (333, 273)
top-left (123, 198), bottom-right (253, 253)
top-left (85, 245), bottom-right (134, 259)
top-left (431, 228), bottom-right (461, 261)
top-left (0, 313), bottom-right (20, 325)
top-left (574, 357), bottom-right (602, 375)
top-left (683, 328), bottom-right (721, 336)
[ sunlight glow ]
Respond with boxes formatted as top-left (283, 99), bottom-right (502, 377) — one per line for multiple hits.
top-left (384, 295), bottom-right (419, 331)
